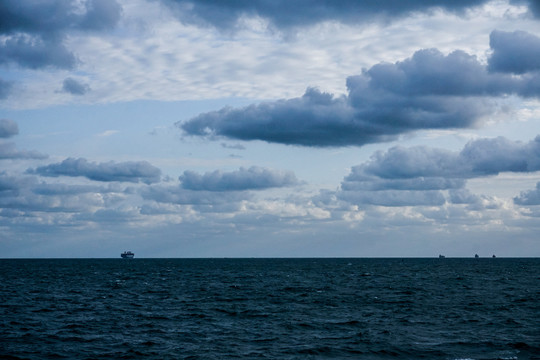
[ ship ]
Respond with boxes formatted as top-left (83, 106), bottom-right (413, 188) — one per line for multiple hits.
top-left (121, 251), bottom-right (134, 259)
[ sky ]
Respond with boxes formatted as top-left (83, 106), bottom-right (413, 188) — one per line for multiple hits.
top-left (1, 0), bottom-right (540, 258)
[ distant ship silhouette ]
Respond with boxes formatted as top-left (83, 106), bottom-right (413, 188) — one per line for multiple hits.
top-left (121, 251), bottom-right (134, 258)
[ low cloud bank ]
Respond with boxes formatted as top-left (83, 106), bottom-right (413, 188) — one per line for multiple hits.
top-left (338, 135), bottom-right (540, 207)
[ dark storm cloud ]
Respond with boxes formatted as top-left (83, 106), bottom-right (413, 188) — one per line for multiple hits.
top-left (179, 166), bottom-right (298, 191)
top-left (0, 119), bottom-right (18, 138)
top-left (488, 30), bottom-right (540, 74)
top-left (338, 135), bottom-right (540, 207)
top-left (514, 182), bottom-right (540, 205)
top-left (62, 77), bottom-right (90, 95)
top-left (28, 158), bottom-right (161, 184)
top-left (180, 32), bottom-right (540, 148)
top-left (0, 0), bottom-right (121, 69)
top-left (161, 0), bottom-right (521, 30)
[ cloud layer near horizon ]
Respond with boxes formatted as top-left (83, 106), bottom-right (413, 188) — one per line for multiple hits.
top-left (2, 115), bottom-right (540, 257)
top-left (3, 116), bottom-right (540, 211)
top-left (179, 30), bottom-right (540, 147)
top-left (337, 136), bottom-right (540, 207)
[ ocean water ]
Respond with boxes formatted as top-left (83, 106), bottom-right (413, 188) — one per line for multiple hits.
top-left (0, 258), bottom-right (538, 359)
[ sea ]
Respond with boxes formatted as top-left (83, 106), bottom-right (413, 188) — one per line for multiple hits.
top-left (0, 258), bottom-right (538, 359)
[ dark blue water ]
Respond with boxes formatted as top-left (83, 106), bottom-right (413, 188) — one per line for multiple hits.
top-left (1, 258), bottom-right (539, 359)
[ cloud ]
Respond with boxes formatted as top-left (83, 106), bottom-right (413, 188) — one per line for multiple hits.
top-left (0, 172), bottom-right (20, 194)
top-left (180, 88), bottom-right (358, 147)
top-left (73, 208), bottom-right (141, 224)
top-left (179, 166), bottom-right (299, 191)
top-left (0, 185), bottom-right (105, 214)
top-left (140, 166), bottom-right (299, 213)
top-left (0, 0), bottom-right (121, 34)
top-left (31, 182), bottom-right (122, 196)
top-left (348, 190), bottom-right (448, 207)
top-left (141, 185), bottom-right (251, 212)
top-left (522, 0), bottom-right (540, 18)
top-left (0, 171), bottom-right (133, 224)
top-left (350, 136), bottom-right (540, 181)
top-left (488, 30), bottom-right (540, 74)
top-left (0, 173), bottom-right (80, 213)
top-left (0, 142), bottom-right (48, 160)
top-left (0, 119), bottom-right (18, 138)
top-left (221, 143), bottom-right (245, 150)
top-left (0, 35), bottom-right (77, 70)
top-left (514, 182), bottom-right (540, 205)
top-left (78, 0), bottom-right (124, 31)
top-left (180, 31), bottom-right (540, 148)
top-left (338, 135), bottom-right (540, 207)
top-left (0, 0), bottom-right (122, 69)
top-left (161, 0), bottom-right (519, 30)
top-left (97, 130), bottom-right (119, 137)
top-left (28, 157), bottom-right (161, 184)
top-left (447, 188), bottom-right (499, 211)
top-left (0, 120), bottom-right (47, 159)
top-left (62, 77), bottom-right (90, 95)
top-left (0, 78), bottom-right (13, 99)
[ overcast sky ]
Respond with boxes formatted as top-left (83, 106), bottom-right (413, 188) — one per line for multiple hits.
top-left (1, 0), bottom-right (540, 258)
